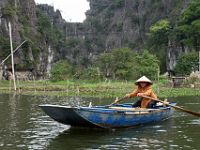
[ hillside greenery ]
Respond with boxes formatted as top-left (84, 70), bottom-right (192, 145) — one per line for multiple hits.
top-left (148, 0), bottom-right (200, 75)
top-left (174, 52), bottom-right (199, 75)
top-left (50, 48), bottom-right (159, 81)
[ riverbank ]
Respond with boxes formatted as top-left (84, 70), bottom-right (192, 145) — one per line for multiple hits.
top-left (0, 80), bottom-right (200, 98)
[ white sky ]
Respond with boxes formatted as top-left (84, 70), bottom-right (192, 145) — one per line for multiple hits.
top-left (35, 0), bottom-right (90, 22)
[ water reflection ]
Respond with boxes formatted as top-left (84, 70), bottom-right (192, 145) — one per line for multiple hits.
top-left (24, 116), bottom-right (69, 150)
top-left (0, 94), bottom-right (199, 150)
top-left (46, 121), bottom-right (173, 150)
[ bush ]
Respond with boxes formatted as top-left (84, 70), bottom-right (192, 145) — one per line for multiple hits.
top-left (76, 67), bottom-right (102, 81)
top-left (174, 52), bottom-right (198, 76)
top-left (50, 60), bottom-right (72, 81)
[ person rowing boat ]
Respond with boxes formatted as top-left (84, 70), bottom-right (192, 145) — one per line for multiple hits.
top-left (115, 76), bottom-right (158, 108)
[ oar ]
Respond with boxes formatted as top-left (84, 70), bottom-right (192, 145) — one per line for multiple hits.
top-left (142, 95), bottom-right (200, 117)
top-left (106, 96), bottom-right (128, 107)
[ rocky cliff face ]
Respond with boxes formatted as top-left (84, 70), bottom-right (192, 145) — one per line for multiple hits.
top-left (0, 0), bottom-right (37, 58)
top-left (84, 0), bottom-right (189, 70)
top-left (86, 0), bottom-right (187, 45)
top-left (0, 0), bottom-right (191, 79)
top-left (0, 0), bottom-right (60, 78)
top-left (0, 0), bottom-right (40, 78)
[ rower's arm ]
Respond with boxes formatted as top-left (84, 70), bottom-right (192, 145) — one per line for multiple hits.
top-left (128, 89), bottom-right (138, 98)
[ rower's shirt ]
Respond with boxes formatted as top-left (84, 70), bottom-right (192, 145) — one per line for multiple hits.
top-left (128, 85), bottom-right (157, 108)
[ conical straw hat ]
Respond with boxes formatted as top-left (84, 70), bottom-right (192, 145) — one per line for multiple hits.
top-left (135, 76), bottom-right (152, 85)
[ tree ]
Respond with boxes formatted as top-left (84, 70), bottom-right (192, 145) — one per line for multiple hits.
top-left (95, 52), bottom-right (113, 78)
top-left (135, 50), bottom-right (160, 80)
top-left (149, 19), bottom-right (171, 47)
top-left (111, 48), bottom-right (136, 80)
top-left (175, 0), bottom-right (200, 50)
top-left (95, 47), bottom-right (136, 80)
top-left (148, 19), bottom-right (171, 72)
top-left (174, 52), bottom-right (199, 76)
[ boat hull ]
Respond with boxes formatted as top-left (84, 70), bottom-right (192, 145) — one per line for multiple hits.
top-left (39, 103), bottom-right (175, 129)
top-left (77, 107), bottom-right (174, 128)
top-left (39, 105), bottom-right (98, 127)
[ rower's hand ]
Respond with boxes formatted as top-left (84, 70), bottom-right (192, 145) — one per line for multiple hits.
top-left (125, 94), bottom-right (130, 98)
top-left (114, 97), bottom-right (119, 103)
top-left (137, 93), bottom-right (144, 97)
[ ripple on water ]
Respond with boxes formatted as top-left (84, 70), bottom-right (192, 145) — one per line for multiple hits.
top-left (151, 125), bottom-right (163, 129)
top-left (156, 129), bottom-right (167, 133)
top-left (21, 115), bottom-right (70, 150)
top-left (188, 119), bottom-right (200, 125)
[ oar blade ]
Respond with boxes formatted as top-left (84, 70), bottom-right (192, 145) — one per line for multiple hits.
top-left (142, 95), bottom-right (200, 117)
top-left (171, 105), bottom-right (200, 117)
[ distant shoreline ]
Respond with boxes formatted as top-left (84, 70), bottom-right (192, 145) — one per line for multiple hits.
top-left (0, 80), bottom-right (200, 98)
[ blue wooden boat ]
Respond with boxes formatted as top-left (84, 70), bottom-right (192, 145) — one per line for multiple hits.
top-left (39, 103), bottom-right (176, 129)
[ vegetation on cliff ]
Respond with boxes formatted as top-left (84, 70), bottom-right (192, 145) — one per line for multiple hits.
top-left (50, 47), bottom-right (159, 81)
top-left (148, 0), bottom-right (200, 73)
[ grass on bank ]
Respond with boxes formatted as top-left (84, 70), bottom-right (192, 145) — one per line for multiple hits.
top-left (0, 79), bottom-right (200, 98)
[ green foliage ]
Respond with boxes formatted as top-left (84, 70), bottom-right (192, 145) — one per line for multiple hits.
top-left (149, 19), bottom-right (171, 46)
top-left (113, 22), bottom-right (123, 32)
top-left (95, 48), bottom-right (160, 80)
top-left (0, 36), bottom-right (10, 59)
top-left (110, 0), bottom-right (125, 9)
top-left (175, 0), bottom-right (200, 50)
top-left (2, 4), bottom-right (17, 18)
top-left (111, 48), bottom-right (136, 80)
top-left (37, 9), bottom-right (51, 34)
top-left (75, 67), bottom-right (102, 81)
top-left (174, 52), bottom-right (199, 76)
top-left (147, 0), bottom-right (200, 72)
top-left (66, 38), bottom-right (80, 48)
top-left (50, 60), bottom-right (73, 81)
top-left (148, 0), bottom-right (200, 51)
top-left (148, 20), bottom-right (171, 72)
top-left (95, 52), bottom-right (113, 78)
top-left (135, 50), bottom-right (160, 80)
top-left (89, 18), bottom-right (103, 32)
top-left (36, 9), bottom-right (65, 45)
top-left (96, 47), bottom-right (136, 80)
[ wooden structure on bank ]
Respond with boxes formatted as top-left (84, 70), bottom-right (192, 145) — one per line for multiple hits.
top-left (171, 76), bottom-right (187, 88)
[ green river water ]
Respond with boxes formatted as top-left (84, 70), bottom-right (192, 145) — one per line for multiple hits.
top-left (0, 93), bottom-right (199, 150)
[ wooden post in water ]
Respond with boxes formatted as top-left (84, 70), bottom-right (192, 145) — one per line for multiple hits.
top-left (33, 75), bottom-right (36, 94)
top-left (199, 50), bottom-right (200, 74)
top-left (157, 65), bottom-right (160, 93)
top-left (77, 86), bottom-right (80, 96)
top-left (8, 22), bottom-right (16, 91)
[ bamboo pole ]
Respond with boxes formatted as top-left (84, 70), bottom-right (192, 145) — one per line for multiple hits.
top-left (8, 22), bottom-right (16, 91)
top-left (0, 40), bottom-right (27, 66)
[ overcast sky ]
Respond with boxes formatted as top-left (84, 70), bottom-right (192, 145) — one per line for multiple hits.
top-left (35, 0), bottom-right (90, 22)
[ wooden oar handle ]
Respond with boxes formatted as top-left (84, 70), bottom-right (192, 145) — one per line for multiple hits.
top-left (141, 95), bottom-right (168, 104)
top-left (108, 96), bottom-right (128, 107)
